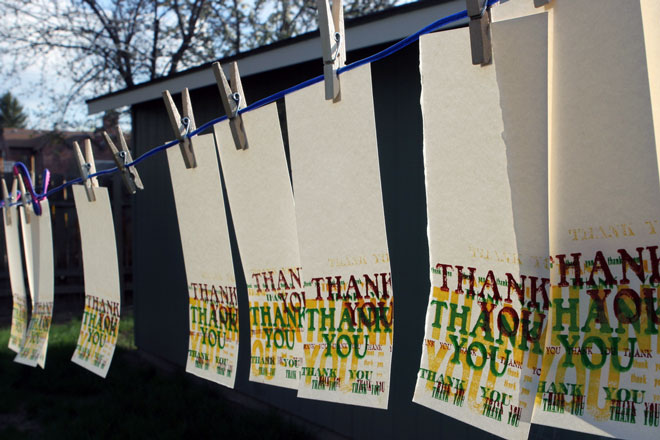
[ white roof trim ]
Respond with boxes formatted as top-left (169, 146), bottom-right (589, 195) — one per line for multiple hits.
top-left (87, 0), bottom-right (464, 115)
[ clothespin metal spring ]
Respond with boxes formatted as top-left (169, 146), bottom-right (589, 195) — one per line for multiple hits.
top-left (213, 61), bottom-right (249, 151)
top-left (103, 126), bottom-right (144, 194)
top-left (73, 139), bottom-right (99, 202)
top-left (316, 0), bottom-right (346, 102)
top-left (163, 89), bottom-right (198, 168)
top-left (331, 32), bottom-right (342, 62)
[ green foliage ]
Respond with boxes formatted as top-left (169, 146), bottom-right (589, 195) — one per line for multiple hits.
top-left (0, 92), bottom-right (27, 128)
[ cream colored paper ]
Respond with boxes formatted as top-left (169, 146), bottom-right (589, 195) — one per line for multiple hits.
top-left (19, 205), bottom-right (35, 308)
top-left (3, 197), bottom-right (28, 352)
top-left (215, 103), bottom-right (304, 389)
top-left (533, 1), bottom-right (660, 438)
top-left (15, 200), bottom-right (54, 368)
top-left (71, 186), bottom-right (121, 378)
top-left (491, 0), bottom-right (544, 22)
top-left (286, 64), bottom-right (393, 409)
top-left (167, 134), bottom-right (238, 388)
top-left (412, 19), bottom-right (549, 439)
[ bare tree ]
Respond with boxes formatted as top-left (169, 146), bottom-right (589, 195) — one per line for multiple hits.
top-left (214, 0), bottom-right (399, 53)
top-left (0, 0), bottom-right (399, 128)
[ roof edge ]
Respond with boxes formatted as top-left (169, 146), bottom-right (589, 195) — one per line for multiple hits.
top-left (87, 0), bottom-right (465, 114)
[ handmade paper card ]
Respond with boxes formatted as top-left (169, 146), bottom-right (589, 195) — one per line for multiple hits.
top-left (490, 0), bottom-right (542, 21)
top-left (532, 1), bottom-right (660, 438)
top-left (15, 200), bottom-right (54, 368)
top-left (3, 188), bottom-right (28, 352)
top-left (167, 133), bottom-right (238, 388)
top-left (71, 185), bottom-right (121, 378)
top-left (19, 203), bottom-right (35, 308)
top-left (286, 64), bottom-right (394, 409)
top-left (412, 17), bottom-right (549, 439)
top-left (215, 103), bottom-right (304, 389)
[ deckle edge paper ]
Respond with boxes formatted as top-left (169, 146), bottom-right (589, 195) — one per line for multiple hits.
top-left (214, 102), bottom-right (305, 390)
top-left (532, 2), bottom-right (660, 439)
top-left (3, 195), bottom-right (28, 352)
top-left (286, 64), bottom-right (394, 409)
top-left (167, 133), bottom-right (239, 388)
top-left (413, 15), bottom-right (549, 439)
top-left (71, 185), bottom-right (121, 378)
top-left (14, 200), bottom-right (54, 368)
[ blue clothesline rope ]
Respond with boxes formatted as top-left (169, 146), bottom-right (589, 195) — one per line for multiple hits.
top-left (4, 0), bottom-right (499, 212)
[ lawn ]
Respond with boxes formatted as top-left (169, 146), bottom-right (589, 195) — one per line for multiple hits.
top-left (0, 312), bottom-right (310, 439)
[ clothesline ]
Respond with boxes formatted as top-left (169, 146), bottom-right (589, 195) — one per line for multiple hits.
top-left (4, 0), bottom-right (500, 214)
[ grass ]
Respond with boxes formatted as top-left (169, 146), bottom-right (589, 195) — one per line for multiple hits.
top-left (0, 312), bottom-right (310, 439)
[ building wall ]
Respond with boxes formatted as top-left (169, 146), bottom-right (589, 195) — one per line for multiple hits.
top-left (131, 41), bottom-right (576, 440)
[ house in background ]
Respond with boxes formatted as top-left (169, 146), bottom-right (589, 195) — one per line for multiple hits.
top-left (0, 111), bottom-right (121, 183)
top-left (0, 112), bottom-right (135, 315)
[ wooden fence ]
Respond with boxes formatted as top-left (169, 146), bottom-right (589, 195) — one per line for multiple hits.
top-left (0, 172), bottom-right (133, 310)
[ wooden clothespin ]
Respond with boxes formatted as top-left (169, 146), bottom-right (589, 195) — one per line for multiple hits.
top-left (316, 0), bottom-right (346, 101)
top-left (16, 175), bottom-right (30, 223)
top-left (533, 0), bottom-right (550, 6)
top-left (466, 0), bottom-right (492, 65)
top-left (9, 177), bottom-right (17, 222)
top-left (73, 138), bottom-right (99, 202)
top-left (212, 62), bottom-right (249, 151)
top-left (84, 139), bottom-right (98, 188)
top-left (162, 88), bottom-right (197, 168)
top-left (1, 178), bottom-right (11, 225)
top-left (103, 126), bottom-right (144, 194)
